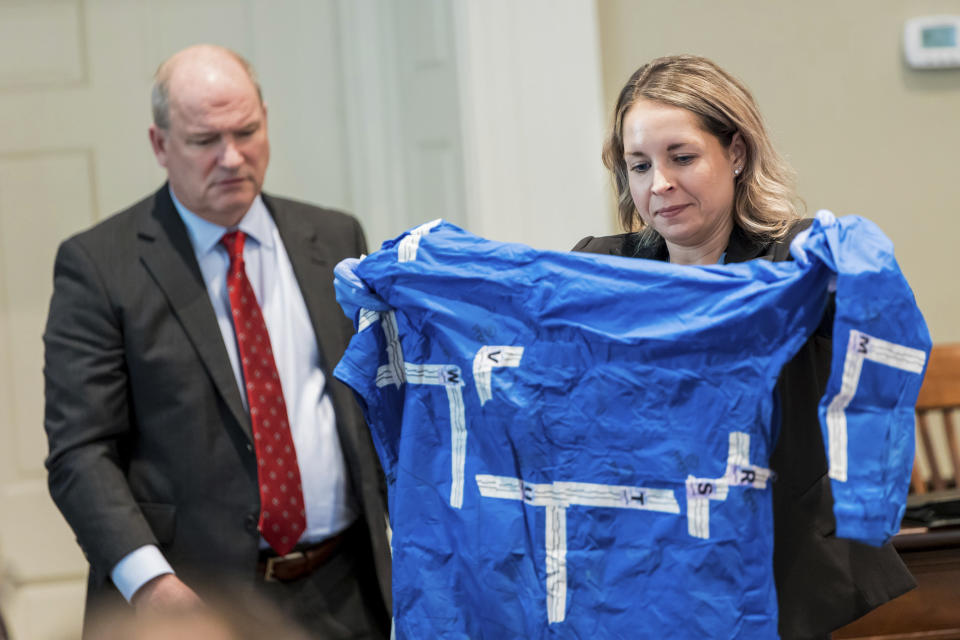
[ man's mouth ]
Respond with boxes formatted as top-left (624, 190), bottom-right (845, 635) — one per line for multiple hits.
top-left (215, 177), bottom-right (248, 188)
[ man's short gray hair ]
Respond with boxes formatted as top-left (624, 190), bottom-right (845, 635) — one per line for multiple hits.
top-left (151, 46), bottom-right (263, 129)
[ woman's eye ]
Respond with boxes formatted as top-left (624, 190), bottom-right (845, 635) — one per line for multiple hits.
top-left (630, 161), bottom-right (651, 173)
top-left (674, 155), bottom-right (695, 164)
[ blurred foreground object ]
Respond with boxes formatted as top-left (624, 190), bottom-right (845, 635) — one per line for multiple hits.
top-left (85, 587), bottom-right (311, 640)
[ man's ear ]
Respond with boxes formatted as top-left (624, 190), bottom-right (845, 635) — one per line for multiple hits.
top-left (149, 125), bottom-right (169, 168)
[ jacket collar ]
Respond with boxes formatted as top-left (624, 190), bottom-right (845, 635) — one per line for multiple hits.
top-left (627, 224), bottom-right (773, 265)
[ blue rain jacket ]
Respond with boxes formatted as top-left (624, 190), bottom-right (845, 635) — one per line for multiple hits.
top-left (333, 212), bottom-right (930, 640)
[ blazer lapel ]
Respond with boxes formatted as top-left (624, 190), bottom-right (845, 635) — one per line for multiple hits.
top-left (136, 187), bottom-right (252, 440)
top-left (267, 199), bottom-right (346, 377)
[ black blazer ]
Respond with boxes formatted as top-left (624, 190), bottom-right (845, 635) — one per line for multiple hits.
top-left (43, 186), bottom-right (390, 617)
top-left (573, 222), bottom-right (914, 639)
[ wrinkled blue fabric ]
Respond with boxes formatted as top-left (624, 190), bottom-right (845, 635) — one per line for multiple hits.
top-left (333, 212), bottom-right (930, 640)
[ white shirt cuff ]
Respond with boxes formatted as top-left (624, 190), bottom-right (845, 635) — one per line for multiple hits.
top-left (110, 545), bottom-right (174, 602)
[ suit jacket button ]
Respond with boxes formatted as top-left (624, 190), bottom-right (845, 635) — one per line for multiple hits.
top-left (246, 443), bottom-right (254, 453)
top-left (245, 514), bottom-right (257, 532)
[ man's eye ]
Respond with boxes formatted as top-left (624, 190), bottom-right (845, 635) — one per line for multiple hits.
top-left (192, 137), bottom-right (217, 146)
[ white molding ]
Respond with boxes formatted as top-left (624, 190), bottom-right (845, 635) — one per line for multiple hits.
top-left (339, 0), bottom-right (611, 250)
top-left (336, 0), bottom-right (409, 249)
top-left (452, 0), bottom-right (611, 250)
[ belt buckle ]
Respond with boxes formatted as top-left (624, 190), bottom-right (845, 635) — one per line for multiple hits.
top-left (264, 550), bottom-right (305, 582)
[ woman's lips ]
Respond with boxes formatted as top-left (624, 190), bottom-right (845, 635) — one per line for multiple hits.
top-left (656, 204), bottom-right (690, 218)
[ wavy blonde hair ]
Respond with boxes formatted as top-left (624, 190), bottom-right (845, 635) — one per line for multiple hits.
top-left (603, 55), bottom-right (803, 238)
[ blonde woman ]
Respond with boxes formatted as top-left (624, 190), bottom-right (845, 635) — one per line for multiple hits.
top-left (574, 55), bottom-right (913, 639)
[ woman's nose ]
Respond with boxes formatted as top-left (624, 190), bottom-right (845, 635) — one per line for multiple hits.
top-left (651, 167), bottom-right (673, 194)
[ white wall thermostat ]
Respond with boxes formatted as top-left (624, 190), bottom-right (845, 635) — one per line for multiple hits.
top-left (904, 16), bottom-right (960, 68)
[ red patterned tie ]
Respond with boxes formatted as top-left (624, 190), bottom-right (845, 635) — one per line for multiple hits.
top-left (221, 230), bottom-right (306, 555)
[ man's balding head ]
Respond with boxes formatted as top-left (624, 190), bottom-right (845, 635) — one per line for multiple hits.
top-left (151, 45), bottom-right (262, 130)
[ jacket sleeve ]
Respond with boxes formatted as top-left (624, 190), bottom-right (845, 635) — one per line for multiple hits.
top-left (43, 237), bottom-right (158, 577)
top-left (570, 236), bottom-right (596, 252)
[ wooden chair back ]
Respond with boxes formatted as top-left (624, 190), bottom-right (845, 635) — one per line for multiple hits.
top-left (911, 343), bottom-right (960, 494)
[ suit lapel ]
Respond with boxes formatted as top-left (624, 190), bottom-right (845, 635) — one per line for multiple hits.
top-left (267, 197), bottom-right (345, 377)
top-left (136, 187), bottom-right (253, 440)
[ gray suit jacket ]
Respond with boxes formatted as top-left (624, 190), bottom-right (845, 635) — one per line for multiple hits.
top-left (43, 186), bottom-right (390, 617)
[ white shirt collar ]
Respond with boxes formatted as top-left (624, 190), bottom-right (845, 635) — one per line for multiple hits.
top-left (170, 187), bottom-right (275, 256)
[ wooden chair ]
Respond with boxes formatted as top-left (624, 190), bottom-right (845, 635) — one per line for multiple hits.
top-left (911, 343), bottom-right (960, 494)
top-left (832, 344), bottom-right (960, 639)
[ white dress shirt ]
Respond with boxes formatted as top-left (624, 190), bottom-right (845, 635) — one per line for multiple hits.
top-left (111, 190), bottom-right (356, 601)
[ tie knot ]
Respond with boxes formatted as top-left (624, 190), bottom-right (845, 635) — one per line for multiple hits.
top-left (220, 230), bottom-right (246, 265)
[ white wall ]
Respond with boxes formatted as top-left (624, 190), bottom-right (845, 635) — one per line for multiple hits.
top-left (339, 0), bottom-right (611, 251)
top-left (453, 0), bottom-right (611, 251)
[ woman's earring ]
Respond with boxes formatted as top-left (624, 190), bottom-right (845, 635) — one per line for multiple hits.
top-left (734, 167), bottom-right (741, 176)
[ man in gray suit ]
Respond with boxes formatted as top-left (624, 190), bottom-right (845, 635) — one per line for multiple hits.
top-left (43, 45), bottom-right (390, 638)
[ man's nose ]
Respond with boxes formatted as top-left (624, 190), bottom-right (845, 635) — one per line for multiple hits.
top-left (220, 140), bottom-right (243, 168)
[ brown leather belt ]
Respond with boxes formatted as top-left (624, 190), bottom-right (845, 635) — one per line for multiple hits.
top-left (256, 528), bottom-right (349, 582)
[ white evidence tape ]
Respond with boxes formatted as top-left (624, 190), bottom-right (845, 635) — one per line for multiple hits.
top-left (476, 474), bottom-right (681, 623)
top-left (357, 308), bottom-right (380, 333)
top-left (826, 329), bottom-right (926, 482)
top-left (685, 431), bottom-right (772, 540)
top-left (397, 218), bottom-right (442, 263)
top-left (473, 346), bottom-right (525, 405)
top-left (372, 311), bottom-right (467, 508)
top-left (393, 363), bottom-right (467, 510)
